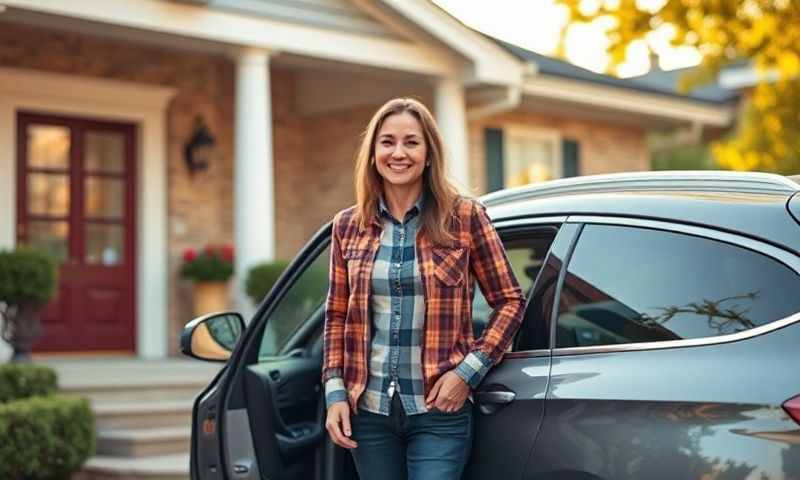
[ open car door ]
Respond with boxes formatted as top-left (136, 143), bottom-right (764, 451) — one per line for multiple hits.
top-left (183, 224), bottom-right (350, 480)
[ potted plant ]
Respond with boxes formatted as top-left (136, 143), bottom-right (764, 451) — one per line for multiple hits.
top-left (181, 244), bottom-right (234, 315)
top-left (0, 247), bottom-right (58, 362)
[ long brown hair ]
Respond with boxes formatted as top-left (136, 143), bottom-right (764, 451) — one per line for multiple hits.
top-left (354, 98), bottom-right (461, 246)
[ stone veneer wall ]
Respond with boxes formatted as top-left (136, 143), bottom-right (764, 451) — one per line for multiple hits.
top-left (468, 111), bottom-right (650, 194)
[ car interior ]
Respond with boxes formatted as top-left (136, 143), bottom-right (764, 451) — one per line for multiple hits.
top-left (214, 224), bottom-right (560, 480)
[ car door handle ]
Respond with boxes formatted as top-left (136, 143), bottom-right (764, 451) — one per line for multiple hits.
top-left (474, 390), bottom-right (516, 405)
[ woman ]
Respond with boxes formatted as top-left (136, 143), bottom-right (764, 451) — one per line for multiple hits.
top-left (323, 98), bottom-right (524, 480)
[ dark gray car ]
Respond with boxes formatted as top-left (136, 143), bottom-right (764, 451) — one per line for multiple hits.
top-left (182, 171), bottom-right (800, 480)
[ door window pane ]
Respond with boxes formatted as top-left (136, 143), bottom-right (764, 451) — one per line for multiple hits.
top-left (472, 227), bottom-right (559, 346)
top-left (85, 131), bottom-right (125, 173)
top-left (25, 221), bottom-right (69, 263)
top-left (86, 224), bottom-right (124, 265)
top-left (259, 246), bottom-right (330, 357)
top-left (85, 177), bottom-right (124, 219)
top-left (27, 125), bottom-right (70, 170)
top-left (556, 224), bottom-right (800, 348)
top-left (28, 173), bottom-right (70, 216)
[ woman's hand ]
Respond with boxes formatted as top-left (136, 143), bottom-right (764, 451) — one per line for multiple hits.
top-left (425, 370), bottom-right (470, 412)
top-left (325, 401), bottom-right (358, 449)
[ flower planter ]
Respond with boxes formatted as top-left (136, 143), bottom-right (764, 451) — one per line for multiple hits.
top-left (193, 281), bottom-right (229, 316)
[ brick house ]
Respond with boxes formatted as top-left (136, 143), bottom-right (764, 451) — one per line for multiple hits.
top-left (0, 0), bottom-right (733, 361)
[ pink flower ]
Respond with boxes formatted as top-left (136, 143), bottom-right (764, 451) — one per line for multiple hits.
top-left (203, 245), bottom-right (215, 257)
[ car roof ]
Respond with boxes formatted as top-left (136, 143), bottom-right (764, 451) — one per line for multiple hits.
top-left (482, 171), bottom-right (800, 253)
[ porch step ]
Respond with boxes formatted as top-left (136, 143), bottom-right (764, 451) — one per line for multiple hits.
top-left (96, 426), bottom-right (191, 457)
top-left (62, 378), bottom-right (210, 403)
top-left (74, 453), bottom-right (189, 480)
top-left (48, 359), bottom-right (218, 480)
top-left (93, 400), bottom-right (194, 430)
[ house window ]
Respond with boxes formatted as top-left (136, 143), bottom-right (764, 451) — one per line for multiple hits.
top-left (502, 127), bottom-right (562, 188)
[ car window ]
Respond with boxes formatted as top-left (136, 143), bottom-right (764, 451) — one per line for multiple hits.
top-left (555, 224), bottom-right (800, 348)
top-left (472, 227), bottom-right (559, 348)
top-left (258, 245), bottom-right (330, 357)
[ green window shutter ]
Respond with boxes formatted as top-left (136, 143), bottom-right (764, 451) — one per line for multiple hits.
top-left (485, 128), bottom-right (504, 192)
top-left (562, 139), bottom-right (580, 178)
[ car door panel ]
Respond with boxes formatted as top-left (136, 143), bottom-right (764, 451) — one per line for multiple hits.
top-left (464, 221), bottom-right (578, 480)
top-left (465, 355), bottom-right (551, 480)
top-left (243, 356), bottom-right (323, 465)
top-left (525, 219), bottom-right (800, 479)
top-left (190, 224), bottom-right (333, 480)
top-left (526, 326), bottom-right (800, 480)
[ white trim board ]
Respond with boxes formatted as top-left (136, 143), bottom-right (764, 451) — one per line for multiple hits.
top-left (3, 0), bottom-right (461, 77)
top-left (0, 67), bottom-right (176, 360)
top-left (523, 75), bottom-right (734, 127)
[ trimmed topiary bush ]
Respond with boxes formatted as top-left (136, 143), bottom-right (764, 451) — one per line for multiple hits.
top-left (0, 364), bottom-right (57, 403)
top-left (245, 260), bottom-right (290, 304)
top-left (0, 394), bottom-right (95, 480)
top-left (0, 247), bottom-right (58, 305)
top-left (0, 247), bottom-right (59, 361)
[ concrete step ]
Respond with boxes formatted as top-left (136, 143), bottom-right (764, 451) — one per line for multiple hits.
top-left (49, 358), bottom-right (221, 404)
top-left (96, 426), bottom-right (191, 457)
top-left (93, 400), bottom-right (193, 430)
top-left (62, 380), bottom-right (209, 403)
top-left (74, 453), bottom-right (189, 480)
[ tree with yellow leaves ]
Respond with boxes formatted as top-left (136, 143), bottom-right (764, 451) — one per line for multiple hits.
top-left (558, 0), bottom-right (800, 174)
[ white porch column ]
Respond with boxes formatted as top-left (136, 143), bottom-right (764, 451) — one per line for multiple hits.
top-left (234, 48), bottom-right (274, 320)
top-left (434, 77), bottom-right (470, 193)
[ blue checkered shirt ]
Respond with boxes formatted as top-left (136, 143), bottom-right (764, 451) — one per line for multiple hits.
top-left (324, 195), bottom-right (492, 415)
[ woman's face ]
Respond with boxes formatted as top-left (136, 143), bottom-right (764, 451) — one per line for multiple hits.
top-left (374, 111), bottom-right (427, 190)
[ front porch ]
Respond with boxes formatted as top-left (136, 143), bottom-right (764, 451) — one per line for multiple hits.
top-left (0, 16), bottom-right (472, 360)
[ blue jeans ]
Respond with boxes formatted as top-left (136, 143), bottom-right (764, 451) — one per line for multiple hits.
top-left (350, 394), bottom-right (473, 480)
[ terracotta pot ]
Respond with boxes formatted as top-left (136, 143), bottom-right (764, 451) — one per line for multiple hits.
top-left (193, 281), bottom-right (230, 316)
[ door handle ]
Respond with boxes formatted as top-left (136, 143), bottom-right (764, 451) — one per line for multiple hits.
top-left (474, 390), bottom-right (516, 405)
top-left (474, 388), bottom-right (516, 415)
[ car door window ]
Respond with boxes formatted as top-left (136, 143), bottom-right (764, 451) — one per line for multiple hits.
top-left (555, 224), bottom-right (800, 348)
top-left (258, 245), bottom-right (330, 357)
top-left (471, 226), bottom-right (559, 348)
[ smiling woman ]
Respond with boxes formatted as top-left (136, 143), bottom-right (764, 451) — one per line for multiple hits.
top-left (322, 98), bottom-right (525, 480)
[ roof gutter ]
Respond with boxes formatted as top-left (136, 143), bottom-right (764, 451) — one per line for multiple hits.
top-left (467, 84), bottom-right (522, 120)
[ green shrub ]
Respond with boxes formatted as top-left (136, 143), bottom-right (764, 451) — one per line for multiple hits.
top-left (245, 261), bottom-right (290, 304)
top-left (0, 247), bottom-right (58, 305)
top-left (0, 394), bottom-right (95, 480)
top-left (0, 364), bottom-right (57, 403)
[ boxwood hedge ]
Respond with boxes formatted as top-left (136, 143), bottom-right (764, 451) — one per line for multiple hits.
top-left (0, 363), bottom-right (57, 403)
top-left (0, 364), bottom-right (95, 480)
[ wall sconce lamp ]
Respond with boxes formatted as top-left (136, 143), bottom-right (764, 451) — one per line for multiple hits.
top-left (184, 115), bottom-right (216, 175)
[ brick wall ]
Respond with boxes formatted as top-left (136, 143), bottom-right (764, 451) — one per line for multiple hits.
top-left (468, 110), bottom-right (650, 194)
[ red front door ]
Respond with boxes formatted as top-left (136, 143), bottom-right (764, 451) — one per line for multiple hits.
top-left (16, 112), bottom-right (137, 353)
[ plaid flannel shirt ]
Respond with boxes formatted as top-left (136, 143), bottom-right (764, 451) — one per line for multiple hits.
top-left (322, 196), bottom-right (524, 412)
top-left (326, 196), bottom-right (428, 415)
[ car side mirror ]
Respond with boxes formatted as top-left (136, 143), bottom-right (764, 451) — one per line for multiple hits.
top-left (180, 311), bottom-right (245, 362)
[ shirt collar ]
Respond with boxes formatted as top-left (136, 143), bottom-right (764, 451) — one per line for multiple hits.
top-left (378, 191), bottom-right (425, 223)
